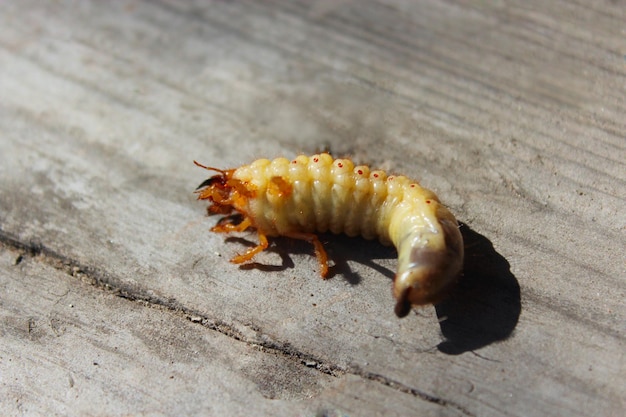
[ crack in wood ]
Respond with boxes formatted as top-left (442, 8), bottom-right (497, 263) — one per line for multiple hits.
top-left (0, 230), bottom-right (474, 415)
top-left (350, 367), bottom-right (475, 416)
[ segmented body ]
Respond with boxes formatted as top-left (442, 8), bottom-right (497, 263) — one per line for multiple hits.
top-left (195, 153), bottom-right (463, 317)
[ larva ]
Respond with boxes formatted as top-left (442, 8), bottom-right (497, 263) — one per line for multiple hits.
top-left (195, 153), bottom-right (463, 317)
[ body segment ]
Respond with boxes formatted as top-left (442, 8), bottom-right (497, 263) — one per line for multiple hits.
top-left (195, 154), bottom-right (463, 317)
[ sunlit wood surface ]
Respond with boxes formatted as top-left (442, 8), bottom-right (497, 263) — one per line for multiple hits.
top-left (1, 1), bottom-right (624, 416)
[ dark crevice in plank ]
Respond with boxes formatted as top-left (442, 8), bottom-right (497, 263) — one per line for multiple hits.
top-left (0, 230), bottom-right (345, 379)
top-left (349, 367), bottom-right (476, 417)
top-left (0, 229), bottom-right (475, 416)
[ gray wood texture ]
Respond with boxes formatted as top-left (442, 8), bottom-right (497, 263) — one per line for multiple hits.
top-left (1, 1), bottom-right (624, 416)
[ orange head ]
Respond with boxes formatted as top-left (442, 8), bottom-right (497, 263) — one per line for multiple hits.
top-left (194, 161), bottom-right (238, 215)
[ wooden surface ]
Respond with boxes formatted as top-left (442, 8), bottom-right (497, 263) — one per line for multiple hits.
top-left (1, 1), bottom-right (624, 416)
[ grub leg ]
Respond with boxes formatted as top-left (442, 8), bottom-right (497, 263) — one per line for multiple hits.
top-left (230, 232), bottom-right (269, 264)
top-left (284, 232), bottom-right (329, 278)
top-left (211, 216), bottom-right (252, 233)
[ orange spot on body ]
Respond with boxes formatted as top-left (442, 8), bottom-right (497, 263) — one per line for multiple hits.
top-left (268, 176), bottom-right (292, 198)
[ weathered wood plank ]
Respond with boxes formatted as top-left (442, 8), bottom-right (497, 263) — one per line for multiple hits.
top-left (1, 1), bottom-right (624, 416)
top-left (1, 245), bottom-right (458, 416)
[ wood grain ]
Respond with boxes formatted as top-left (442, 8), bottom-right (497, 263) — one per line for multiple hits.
top-left (1, 1), bottom-right (624, 416)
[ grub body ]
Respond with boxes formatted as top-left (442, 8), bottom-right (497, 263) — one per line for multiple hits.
top-left (196, 153), bottom-right (463, 317)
